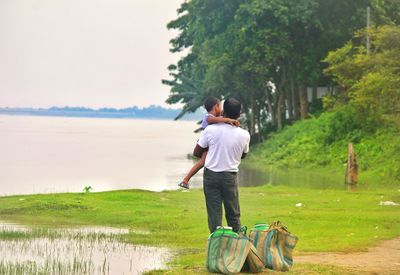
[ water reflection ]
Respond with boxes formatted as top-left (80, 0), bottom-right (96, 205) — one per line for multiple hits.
top-left (183, 158), bottom-right (346, 189)
top-left (238, 164), bottom-right (345, 189)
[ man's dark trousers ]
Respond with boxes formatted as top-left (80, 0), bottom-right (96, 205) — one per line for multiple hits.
top-left (203, 168), bottom-right (241, 233)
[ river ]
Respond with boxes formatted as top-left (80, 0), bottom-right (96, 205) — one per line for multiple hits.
top-left (0, 115), bottom-right (207, 195)
top-left (0, 114), bottom-right (345, 196)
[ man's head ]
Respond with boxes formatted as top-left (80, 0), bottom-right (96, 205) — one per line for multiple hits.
top-left (204, 96), bottom-right (222, 116)
top-left (223, 98), bottom-right (241, 119)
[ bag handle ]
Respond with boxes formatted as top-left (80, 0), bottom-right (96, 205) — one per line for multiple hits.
top-left (268, 220), bottom-right (289, 233)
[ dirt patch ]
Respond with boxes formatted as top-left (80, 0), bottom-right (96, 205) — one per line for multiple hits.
top-left (295, 238), bottom-right (400, 274)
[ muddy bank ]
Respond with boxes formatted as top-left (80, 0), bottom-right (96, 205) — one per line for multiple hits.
top-left (295, 237), bottom-right (400, 274)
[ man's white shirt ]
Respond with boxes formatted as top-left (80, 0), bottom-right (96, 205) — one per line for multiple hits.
top-left (197, 123), bottom-right (250, 172)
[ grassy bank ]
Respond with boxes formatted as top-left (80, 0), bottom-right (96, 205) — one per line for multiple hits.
top-left (248, 110), bottom-right (400, 186)
top-left (1, 184), bottom-right (399, 273)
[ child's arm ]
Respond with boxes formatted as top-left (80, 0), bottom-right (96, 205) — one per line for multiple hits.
top-left (207, 115), bottom-right (240, 126)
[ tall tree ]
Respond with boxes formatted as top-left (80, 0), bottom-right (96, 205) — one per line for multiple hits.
top-left (324, 25), bottom-right (400, 129)
top-left (163, 0), bottom-right (400, 136)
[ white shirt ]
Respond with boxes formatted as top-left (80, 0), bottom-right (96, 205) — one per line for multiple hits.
top-left (197, 123), bottom-right (250, 172)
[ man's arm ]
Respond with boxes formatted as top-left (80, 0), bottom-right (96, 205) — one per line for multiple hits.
top-left (193, 144), bottom-right (206, 158)
top-left (241, 132), bottom-right (250, 159)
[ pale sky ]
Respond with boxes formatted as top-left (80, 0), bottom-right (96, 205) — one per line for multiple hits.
top-left (0, 0), bottom-right (184, 108)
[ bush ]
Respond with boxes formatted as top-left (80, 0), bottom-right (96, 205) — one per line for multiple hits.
top-left (324, 106), bottom-right (371, 144)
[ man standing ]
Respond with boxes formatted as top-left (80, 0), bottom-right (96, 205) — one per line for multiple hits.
top-left (193, 98), bottom-right (251, 233)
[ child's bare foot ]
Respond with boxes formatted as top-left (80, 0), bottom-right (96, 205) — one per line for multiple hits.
top-left (178, 181), bottom-right (189, 189)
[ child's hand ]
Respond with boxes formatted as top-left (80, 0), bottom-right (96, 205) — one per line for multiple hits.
top-left (227, 119), bottom-right (240, 127)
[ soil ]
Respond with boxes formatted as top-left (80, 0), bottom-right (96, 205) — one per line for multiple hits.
top-left (295, 238), bottom-right (400, 274)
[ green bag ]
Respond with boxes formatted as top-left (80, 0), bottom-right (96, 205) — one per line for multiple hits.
top-left (249, 221), bottom-right (298, 272)
top-left (206, 227), bottom-right (264, 274)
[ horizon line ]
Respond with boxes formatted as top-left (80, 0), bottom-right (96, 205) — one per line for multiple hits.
top-left (0, 104), bottom-right (185, 111)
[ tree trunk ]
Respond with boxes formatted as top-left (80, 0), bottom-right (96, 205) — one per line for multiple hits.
top-left (256, 105), bottom-right (263, 142)
top-left (266, 90), bottom-right (276, 127)
top-left (299, 84), bottom-right (309, 120)
top-left (287, 82), bottom-right (294, 121)
top-left (312, 85), bottom-right (318, 102)
top-left (276, 91), bottom-right (285, 130)
top-left (248, 98), bottom-right (256, 136)
top-left (292, 83), bottom-right (300, 120)
top-left (243, 105), bottom-right (253, 135)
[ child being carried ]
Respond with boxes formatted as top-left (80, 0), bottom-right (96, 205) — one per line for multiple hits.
top-left (178, 96), bottom-right (240, 189)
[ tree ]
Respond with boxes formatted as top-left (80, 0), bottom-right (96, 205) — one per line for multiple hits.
top-left (324, 25), bottom-right (400, 130)
top-left (163, 0), bottom-right (400, 136)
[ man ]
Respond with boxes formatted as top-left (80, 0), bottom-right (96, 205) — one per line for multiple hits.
top-left (193, 98), bottom-right (251, 233)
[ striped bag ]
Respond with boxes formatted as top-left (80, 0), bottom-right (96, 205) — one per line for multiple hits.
top-left (206, 233), bottom-right (264, 274)
top-left (249, 221), bottom-right (298, 271)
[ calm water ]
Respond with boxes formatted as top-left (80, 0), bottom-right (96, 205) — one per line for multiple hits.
top-left (0, 115), bottom-right (345, 196)
top-left (0, 115), bottom-right (205, 195)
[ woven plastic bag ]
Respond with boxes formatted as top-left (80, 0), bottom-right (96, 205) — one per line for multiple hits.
top-left (249, 221), bottom-right (298, 271)
top-left (206, 229), bottom-right (264, 274)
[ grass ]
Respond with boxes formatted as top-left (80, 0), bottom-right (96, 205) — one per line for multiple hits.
top-left (1, 184), bottom-right (399, 273)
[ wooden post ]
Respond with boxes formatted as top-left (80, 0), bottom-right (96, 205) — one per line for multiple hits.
top-left (345, 143), bottom-right (358, 185)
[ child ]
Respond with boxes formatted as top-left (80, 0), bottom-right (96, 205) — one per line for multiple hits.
top-left (178, 97), bottom-right (240, 189)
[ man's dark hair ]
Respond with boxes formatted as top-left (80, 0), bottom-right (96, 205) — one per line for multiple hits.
top-left (223, 98), bottom-right (241, 119)
top-left (204, 96), bottom-right (220, 112)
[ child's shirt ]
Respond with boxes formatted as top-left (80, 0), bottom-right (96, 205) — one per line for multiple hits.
top-left (201, 113), bottom-right (214, 129)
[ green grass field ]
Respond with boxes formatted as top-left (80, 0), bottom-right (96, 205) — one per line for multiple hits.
top-left (1, 183), bottom-right (399, 273)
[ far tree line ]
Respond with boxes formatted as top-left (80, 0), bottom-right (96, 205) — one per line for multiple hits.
top-left (162, 0), bottom-right (400, 140)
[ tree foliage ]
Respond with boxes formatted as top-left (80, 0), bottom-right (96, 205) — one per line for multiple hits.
top-left (163, 0), bottom-right (400, 137)
top-left (324, 25), bottom-right (400, 130)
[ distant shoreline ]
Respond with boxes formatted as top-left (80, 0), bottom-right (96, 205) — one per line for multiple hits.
top-left (0, 106), bottom-right (202, 121)
top-left (0, 112), bottom-right (196, 121)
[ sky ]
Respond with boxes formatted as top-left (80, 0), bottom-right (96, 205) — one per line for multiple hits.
top-left (0, 0), bottom-right (185, 109)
